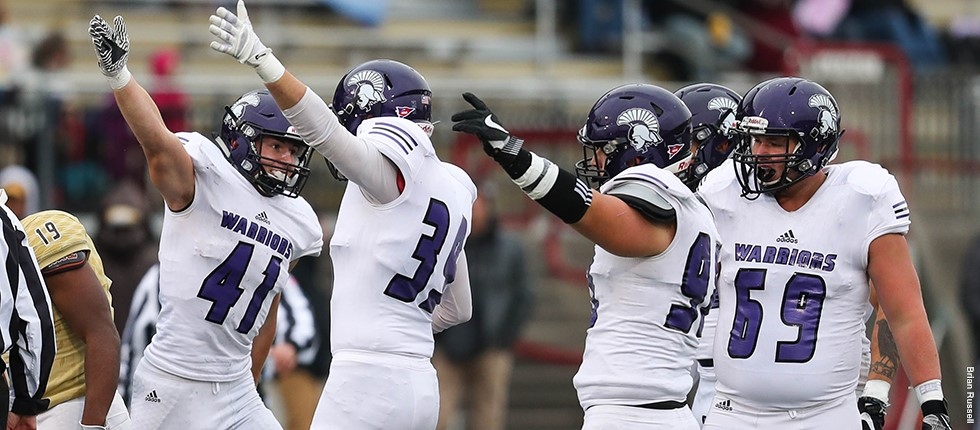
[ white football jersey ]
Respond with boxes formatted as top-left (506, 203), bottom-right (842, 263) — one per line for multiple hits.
top-left (573, 164), bottom-right (719, 409)
top-left (329, 117), bottom-right (476, 359)
top-left (698, 159), bottom-right (910, 410)
top-left (143, 132), bottom-right (323, 381)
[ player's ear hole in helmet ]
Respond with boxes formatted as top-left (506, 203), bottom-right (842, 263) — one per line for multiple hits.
top-left (731, 77), bottom-right (844, 199)
top-left (575, 83), bottom-right (693, 187)
top-left (215, 89), bottom-right (314, 198)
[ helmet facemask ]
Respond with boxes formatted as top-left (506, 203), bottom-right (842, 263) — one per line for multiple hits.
top-left (732, 119), bottom-right (836, 199)
top-left (219, 94), bottom-right (314, 198)
top-left (731, 77), bottom-right (844, 199)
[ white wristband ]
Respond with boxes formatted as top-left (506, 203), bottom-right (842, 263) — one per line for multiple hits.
top-left (106, 65), bottom-right (132, 90)
top-left (914, 379), bottom-right (944, 405)
top-left (80, 422), bottom-right (108, 430)
top-left (254, 51), bottom-right (285, 84)
top-left (862, 379), bottom-right (891, 403)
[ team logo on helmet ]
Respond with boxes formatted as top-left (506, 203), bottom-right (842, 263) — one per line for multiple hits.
top-left (616, 108), bottom-right (662, 151)
top-left (808, 94), bottom-right (838, 138)
top-left (347, 70), bottom-right (387, 111)
top-left (227, 93), bottom-right (261, 127)
top-left (708, 96), bottom-right (739, 135)
top-left (395, 106), bottom-right (415, 118)
top-left (667, 144), bottom-right (685, 158)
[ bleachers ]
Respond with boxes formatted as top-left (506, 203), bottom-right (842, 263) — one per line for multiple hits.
top-left (6, 0), bottom-right (603, 427)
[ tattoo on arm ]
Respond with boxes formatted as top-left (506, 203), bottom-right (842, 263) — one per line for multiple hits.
top-left (870, 319), bottom-right (899, 380)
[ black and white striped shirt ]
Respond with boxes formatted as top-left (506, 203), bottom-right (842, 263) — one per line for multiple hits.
top-left (0, 190), bottom-right (56, 415)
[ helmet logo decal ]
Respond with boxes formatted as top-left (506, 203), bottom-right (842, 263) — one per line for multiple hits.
top-left (708, 96), bottom-right (738, 135)
top-left (616, 108), bottom-right (662, 150)
top-left (395, 106), bottom-right (415, 118)
top-left (347, 70), bottom-right (387, 111)
top-left (227, 93), bottom-right (261, 129)
top-left (808, 94), bottom-right (838, 138)
top-left (667, 144), bottom-right (684, 158)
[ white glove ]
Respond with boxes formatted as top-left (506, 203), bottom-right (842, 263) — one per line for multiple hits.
top-left (89, 15), bottom-right (132, 90)
top-left (209, 0), bottom-right (285, 83)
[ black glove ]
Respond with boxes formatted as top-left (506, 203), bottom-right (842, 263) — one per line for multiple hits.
top-left (451, 92), bottom-right (525, 169)
top-left (858, 396), bottom-right (886, 430)
top-left (920, 400), bottom-right (952, 430)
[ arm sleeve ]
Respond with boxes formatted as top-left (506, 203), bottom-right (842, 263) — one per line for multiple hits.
top-left (4, 216), bottom-right (55, 415)
top-left (276, 276), bottom-right (319, 365)
top-left (282, 87), bottom-right (400, 203)
top-left (432, 252), bottom-right (473, 333)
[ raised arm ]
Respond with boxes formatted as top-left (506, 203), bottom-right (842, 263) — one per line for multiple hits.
top-left (207, 0), bottom-right (401, 203)
top-left (89, 15), bottom-right (195, 211)
top-left (451, 92), bottom-right (674, 257)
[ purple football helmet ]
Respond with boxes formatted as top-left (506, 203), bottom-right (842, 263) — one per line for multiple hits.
top-left (732, 77), bottom-right (842, 197)
top-left (218, 89), bottom-right (313, 198)
top-left (575, 83), bottom-right (693, 186)
top-left (674, 83), bottom-right (743, 190)
top-left (330, 59), bottom-right (433, 135)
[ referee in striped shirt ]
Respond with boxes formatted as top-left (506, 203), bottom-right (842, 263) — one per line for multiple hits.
top-left (0, 189), bottom-right (57, 426)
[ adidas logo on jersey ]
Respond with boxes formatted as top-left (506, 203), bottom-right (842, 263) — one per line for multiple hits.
top-left (144, 390), bottom-right (161, 403)
top-left (254, 211), bottom-right (270, 225)
top-left (714, 399), bottom-right (733, 411)
top-left (776, 230), bottom-right (798, 244)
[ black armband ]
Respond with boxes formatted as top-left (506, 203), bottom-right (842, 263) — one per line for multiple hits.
top-left (509, 151), bottom-right (593, 224)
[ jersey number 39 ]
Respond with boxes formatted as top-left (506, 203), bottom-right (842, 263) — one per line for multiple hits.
top-left (384, 198), bottom-right (468, 313)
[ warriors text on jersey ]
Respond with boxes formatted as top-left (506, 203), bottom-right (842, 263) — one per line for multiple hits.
top-left (573, 164), bottom-right (719, 409)
top-left (698, 160), bottom-right (910, 409)
top-left (329, 117), bottom-right (476, 359)
top-left (142, 133), bottom-right (323, 381)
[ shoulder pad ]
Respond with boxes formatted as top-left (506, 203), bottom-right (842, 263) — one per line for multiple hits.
top-left (604, 180), bottom-right (675, 222)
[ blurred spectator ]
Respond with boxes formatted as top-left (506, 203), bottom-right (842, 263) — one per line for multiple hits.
top-left (945, 15), bottom-right (980, 67)
top-left (0, 0), bottom-right (27, 89)
top-left (571, 0), bottom-right (624, 53)
top-left (94, 179), bottom-right (158, 334)
top-left (0, 164), bottom-right (38, 217)
top-left (433, 184), bottom-right (534, 430)
top-left (645, 1), bottom-right (751, 81)
top-left (830, 0), bottom-right (946, 71)
top-left (961, 234), bottom-right (980, 364)
top-left (100, 48), bottom-right (187, 187)
top-left (735, 0), bottom-right (803, 74)
top-left (793, 0), bottom-right (851, 38)
top-left (148, 48), bottom-right (187, 134)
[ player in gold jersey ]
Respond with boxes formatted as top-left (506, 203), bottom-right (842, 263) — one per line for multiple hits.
top-left (21, 210), bottom-right (131, 429)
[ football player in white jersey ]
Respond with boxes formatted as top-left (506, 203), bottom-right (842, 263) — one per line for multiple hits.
top-left (208, 2), bottom-right (476, 428)
top-left (673, 82), bottom-right (743, 426)
top-left (89, 14), bottom-right (324, 429)
top-left (452, 84), bottom-right (719, 429)
top-left (681, 81), bottom-right (902, 430)
top-left (697, 77), bottom-right (951, 429)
